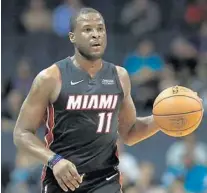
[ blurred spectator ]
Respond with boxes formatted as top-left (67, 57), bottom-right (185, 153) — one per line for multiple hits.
top-left (162, 133), bottom-right (207, 188)
top-left (165, 0), bottom-right (187, 30)
top-left (21, 0), bottom-right (52, 33)
top-left (184, 0), bottom-right (207, 28)
top-left (136, 161), bottom-right (162, 193)
top-left (2, 79), bottom-right (13, 101)
top-left (191, 22), bottom-right (207, 54)
top-left (166, 134), bottom-right (207, 168)
top-left (168, 180), bottom-right (185, 193)
top-left (191, 22), bottom-right (207, 82)
top-left (164, 150), bottom-right (207, 192)
top-left (117, 139), bottom-right (140, 185)
top-left (199, 22), bottom-right (207, 53)
top-left (159, 65), bottom-right (179, 91)
top-left (2, 89), bottom-right (23, 120)
top-left (191, 55), bottom-right (207, 112)
top-left (2, 90), bottom-right (23, 131)
top-left (183, 153), bottom-right (207, 193)
top-left (124, 185), bottom-right (139, 193)
top-left (2, 57), bottom-right (33, 100)
top-left (123, 39), bottom-right (164, 109)
top-left (12, 57), bottom-right (34, 97)
top-left (5, 151), bottom-right (41, 193)
top-left (120, 0), bottom-right (161, 38)
top-left (166, 36), bottom-right (198, 86)
top-left (188, 23), bottom-right (207, 111)
top-left (1, 163), bottom-right (13, 193)
top-left (202, 90), bottom-right (207, 113)
top-left (52, 0), bottom-right (82, 37)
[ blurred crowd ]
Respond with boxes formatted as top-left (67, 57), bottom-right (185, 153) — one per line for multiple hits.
top-left (118, 135), bottom-right (207, 193)
top-left (1, 0), bottom-right (207, 193)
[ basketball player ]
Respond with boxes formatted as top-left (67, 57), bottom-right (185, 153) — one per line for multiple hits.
top-left (13, 8), bottom-right (160, 193)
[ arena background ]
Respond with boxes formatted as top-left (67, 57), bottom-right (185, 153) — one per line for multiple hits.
top-left (1, 0), bottom-right (207, 193)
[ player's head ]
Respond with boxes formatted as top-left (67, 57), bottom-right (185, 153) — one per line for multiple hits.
top-left (69, 8), bottom-right (107, 61)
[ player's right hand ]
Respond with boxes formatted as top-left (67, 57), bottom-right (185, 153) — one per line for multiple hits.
top-left (52, 159), bottom-right (83, 192)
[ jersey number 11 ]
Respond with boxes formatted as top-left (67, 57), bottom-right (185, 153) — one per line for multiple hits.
top-left (97, 112), bottom-right (113, 133)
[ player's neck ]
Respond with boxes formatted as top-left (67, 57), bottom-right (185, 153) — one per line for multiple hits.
top-left (72, 54), bottom-right (102, 78)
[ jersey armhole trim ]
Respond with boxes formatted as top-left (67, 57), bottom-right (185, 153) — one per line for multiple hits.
top-left (52, 64), bottom-right (62, 104)
top-left (55, 63), bottom-right (62, 86)
top-left (113, 65), bottom-right (124, 99)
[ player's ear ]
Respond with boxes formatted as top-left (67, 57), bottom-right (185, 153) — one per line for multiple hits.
top-left (69, 32), bottom-right (76, 44)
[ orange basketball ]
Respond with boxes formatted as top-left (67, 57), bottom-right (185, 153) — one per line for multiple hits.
top-left (152, 86), bottom-right (203, 137)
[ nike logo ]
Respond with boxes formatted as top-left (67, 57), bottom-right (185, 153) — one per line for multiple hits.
top-left (70, 80), bottom-right (84, 85)
top-left (106, 173), bottom-right (118, 181)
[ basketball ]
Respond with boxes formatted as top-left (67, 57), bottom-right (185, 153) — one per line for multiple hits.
top-left (153, 86), bottom-right (203, 137)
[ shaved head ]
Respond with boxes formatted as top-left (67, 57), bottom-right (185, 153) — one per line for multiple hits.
top-left (70, 8), bottom-right (104, 32)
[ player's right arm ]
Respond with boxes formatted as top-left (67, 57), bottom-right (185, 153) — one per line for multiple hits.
top-left (14, 67), bottom-right (56, 164)
top-left (13, 65), bottom-right (82, 192)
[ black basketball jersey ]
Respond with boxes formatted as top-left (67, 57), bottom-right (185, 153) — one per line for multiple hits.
top-left (41, 57), bottom-right (124, 183)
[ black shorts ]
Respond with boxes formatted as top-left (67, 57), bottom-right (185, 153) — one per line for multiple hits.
top-left (41, 167), bottom-right (122, 193)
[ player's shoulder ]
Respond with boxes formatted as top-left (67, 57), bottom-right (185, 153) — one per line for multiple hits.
top-left (103, 60), bottom-right (129, 77)
top-left (103, 61), bottom-right (130, 95)
top-left (35, 64), bottom-right (60, 87)
top-left (115, 66), bottom-right (129, 78)
top-left (55, 57), bottom-right (70, 66)
top-left (115, 66), bottom-right (130, 94)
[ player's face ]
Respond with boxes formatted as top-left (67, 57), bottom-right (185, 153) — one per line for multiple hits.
top-left (72, 13), bottom-right (107, 61)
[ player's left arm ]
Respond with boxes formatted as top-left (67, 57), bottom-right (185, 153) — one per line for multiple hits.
top-left (116, 66), bottom-right (160, 146)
